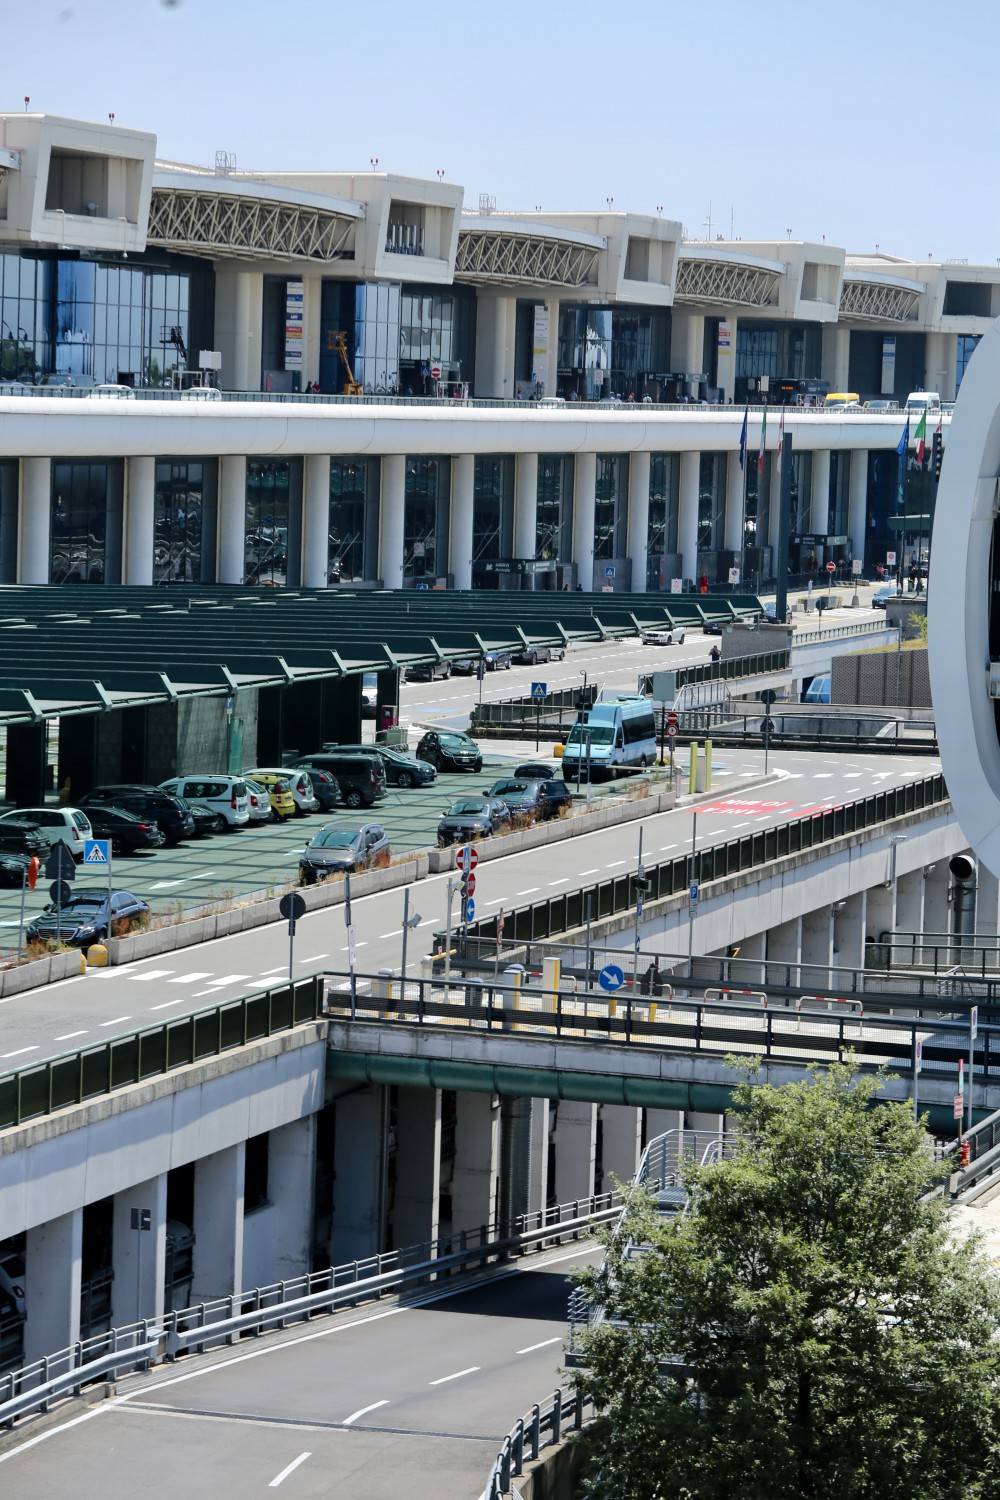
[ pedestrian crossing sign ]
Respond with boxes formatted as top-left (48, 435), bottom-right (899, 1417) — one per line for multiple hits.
top-left (83, 839), bottom-right (111, 867)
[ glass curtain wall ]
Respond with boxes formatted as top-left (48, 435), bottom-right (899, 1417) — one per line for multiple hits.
top-left (352, 282), bottom-right (401, 394)
top-left (404, 458), bottom-right (450, 579)
top-left (535, 456), bottom-right (573, 563)
top-left (245, 461), bottom-right (301, 587)
top-left (153, 460), bottom-right (218, 583)
top-left (0, 461), bottom-right (17, 583)
top-left (399, 287), bottom-right (475, 394)
top-left (0, 254), bottom-right (51, 381)
top-left (329, 459), bottom-right (377, 583)
top-left (50, 461), bottom-right (123, 583)
top-left (957, 334), bottom-right (981, 393)
top-left (472, 457), bottom-right (513, 565)
top-left (828, 452), bottom-right (849, 538)
top-left (646, 454), bottom-right (679, 590)
top-left (697, 453), bottom-right (725, 552)
top-left (594, 455), bottom-right (628, 560)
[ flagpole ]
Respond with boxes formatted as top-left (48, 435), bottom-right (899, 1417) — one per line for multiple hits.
top-left (740, 435), bottom-right (749, 591)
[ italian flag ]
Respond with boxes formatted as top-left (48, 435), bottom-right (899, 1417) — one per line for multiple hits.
top-left (914, 409), bottom-right (927, 465)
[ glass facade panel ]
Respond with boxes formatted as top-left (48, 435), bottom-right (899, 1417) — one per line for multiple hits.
top-left (736, 326), bottom-right (778, 381)
top-left (154, 460), bottom-right (216, 584)
top-left (245, 461), bottom-right (293, 586)
top-left (745, 453), bottom-right (770, 550)
top-left (646, 454), bottom-right (679, 590)
top-left (404, 457), bottom-right (450, 579)
top-left (594, 454), bottom-right (627, 560)
top-left (697, 452), bottom-right (725, 552)
top-left (957, 334), bottom-right (981, 392)
top-left (557, 305), bottom-right (669, 400)
top-left (828, 451), bottom-right (849, 537)
top-left (353, 282), bottom-right (400, 394)
top-left (472, 456), bottom-right (513, 563)
top-left (329, 458), bottom-right (375, 582)
top-left (536, 455), bottom-right (573, 562)
top-left (50, 461), bottom-right (121, 583)
top-left (789, 452), bottom-right (813, 535)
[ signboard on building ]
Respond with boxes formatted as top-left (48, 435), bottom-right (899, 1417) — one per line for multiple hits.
top-left (532, 304), bottom-right (549, 385)
top-left (284, 281), bottom-right (304, 371)
top-left (728, 567), bottom-right (740, 585)
top-left (880, 334), bottom-right (896, 397)
top-left (670, 577), bottom-right (683, 594)
top-left (717, 321), bottom-right (733, 351)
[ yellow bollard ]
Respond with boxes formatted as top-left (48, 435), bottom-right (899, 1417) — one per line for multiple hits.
top-left (79, 949), bottom-right (89, 973)
top-left (86, 944), bottom-right (109, 968)
top-left (542, 955), bottom-right (560, 1015)
top-left (504, 964), bottom-right (525, 1030)
top-left (553, 743), bottom-right (565, 759)
top-left (704, 738), bottom-right (713, 792)
top-left (688, 743), bottom-right (698, 795)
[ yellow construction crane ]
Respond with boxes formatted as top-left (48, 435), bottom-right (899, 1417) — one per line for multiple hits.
top-left (328, 330), bottom-right (364, 396)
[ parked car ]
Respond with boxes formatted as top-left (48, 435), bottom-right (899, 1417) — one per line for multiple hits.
top-left (0, 806), bottom-right (91, 859)
top-left (361, 673), bottom-right (378, 719)
top-left (27, 889), bottom-right (150, 949)
top-left (324, 743), bottom-right (436, 788)
top-left (183, 799), bottom-right (228, 836)
top-left (252, 768), bottom-right (321, 816)
top-left (487, 777), bottom-right (573, 820)
top-left (483, 650), bottom-right (512, 671)
top-left (702, 621), bottom-right (723, 636)
top-left (158, 775), bottom-right (250, 829)
top-left (437, 796), bottom-right (512, 846)
top-left (180, 385), bottom-right (222, 401)
top-left (872, 586), bottom-right (902, 610)
top-left (416, 730), bottom-right (483, 773)
top-left (405, 658), bottom-right (452, 682)
top-left (299, 822), bottom-right (390, 883)
top-left (514, 761), bottom-right (556, 781)
top-left (79, 786), bottom-right (195, 845)
top-left (243, 777), bottom-right (275, 823)
top-left (0, 1250), bottom-right (26, 1321)
top-left (511, 643), bottom-right (565, 666)
top-left (291, 752), bottom-right (386, 809)
top-left (305, 766), bottom-right (340, 811)
top-left (0, 819), bottom-right (50, 857)
top-left (83, 804), bottom-right (165, 855)
top-left (449, 656), bottom-right (478, 675)
top-left (0, 852), bottom-right (31, 887)
top-left (244, 771), bottom-right (296, 821)
top-left (641, 628), bottom-right (685, 646)
top-left (862, 399), bottom-right (899, 413)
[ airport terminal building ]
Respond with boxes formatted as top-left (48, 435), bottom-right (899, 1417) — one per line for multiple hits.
top-left (0, 111), bottom-right (989, 593)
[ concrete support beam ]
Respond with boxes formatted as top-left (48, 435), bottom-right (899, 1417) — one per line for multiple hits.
top-left (848, 449), bottom-right (869, 564)
top-left (123, 456), bottom-right (155, 585)
top-left (450, 454), bottom-right (475, 590)
top-left (267, 1116), bottom-right (316, 1280)
top-left (553, 1100), bottom-right (597, 1205)
top-left (572, 452), bottom-right (597, 589)
top-left (451, 1090), bottom-right (500, 1238)
top-left (767, 916), bottom-right (802, 973)
top-left (600, 1105), bottom-right (642, 1193)
top-left (331, 1086), bottom-right (386, 1263)
top-left (723, 449), bottom-right (744, 554)
top-left (474, 293), bottom-right (517, 399)
top-left (192, 1143), bottom-right (245, 1303)
top-left (215, 267), bottom-right (263, 391)
top-left (833, 892), bottom-right (867, 986)
top-left (800, 907), bottom-right (834, 992)
top-left (924, 331), bottom-right (957, 403)
top-left (543, 295), bottom-right (560, 397)
top-left (18, 456), bottom-right (50, 584)
top-left (821, 325), bottom-right (851, 392)
top-left (865, 880), bottom-right (896, 956)
top-left (513, 452), bottom-right (539, 563)
top-left (394, 1087), bottom-right (441, 1251)
top-left (501, 1096), bottom-right (549, 1227)
top-left (23, 1208), bottom-right (83, 1363)
top-left (678, 450), bottom-right (699, 581)
top-left (301, 454), bottom-right (331, 589)
top-left (379, 453), bottom-right (406, 589)
top-left (627, 450), bottom-right (651, 592)
top-left (217, 455), bottom-right (247, 585)
top-left (670, 310), bottom-right (706, 398)
top-left (111, 1172), bottom-right (168, 1326)
top-left (895, 868), bottom-right (924, 942)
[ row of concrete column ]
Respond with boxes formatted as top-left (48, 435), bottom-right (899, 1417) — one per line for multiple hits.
top-left (15, 444), bottom-right (872, 588)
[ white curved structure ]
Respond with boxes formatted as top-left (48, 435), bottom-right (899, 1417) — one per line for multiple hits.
top-left (929, 320), bottom-right (1000, 872)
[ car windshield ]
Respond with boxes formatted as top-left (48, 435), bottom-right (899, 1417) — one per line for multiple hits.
top-left (439, 735), bottom-right (474, 749)
top-left (566, 724), bottom-right (615, 746)
top-left (492, 782), bottom-right (528, 796)
top-left (449, 800), bottom-right (486, 815)
top-left (313, 830), bottom-right (359, 849)
top-left (65, 895), bottom-right (105, 911)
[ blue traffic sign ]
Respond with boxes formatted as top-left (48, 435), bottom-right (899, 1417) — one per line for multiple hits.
top-left (604, 565), bottom-right (615, 579)
top-left (83, 838), bottom-right (111, 868)
top-left (465, 897), bottom-right (476, 922)
top-left (415, 581), bottom-right (429, 591)
top-left (689, 882), bottom-right (699, 903)
top-left (598, 963), bottom-right (625, 993)
top-left (531, 681), bottom-right (548, 701)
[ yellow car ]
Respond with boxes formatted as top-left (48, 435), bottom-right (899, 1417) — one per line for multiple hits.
top-left (246, 770), bottom-right (296, 822)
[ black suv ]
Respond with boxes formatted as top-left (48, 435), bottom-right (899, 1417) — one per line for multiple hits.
top-left (511, 643), bottom-right (565, 666)
top-left (79, 786), bottom-right (196, 845)
top-left (0, 818), bottom-right (50, 857)
top-left (291, 753), bottom-right (386, 809)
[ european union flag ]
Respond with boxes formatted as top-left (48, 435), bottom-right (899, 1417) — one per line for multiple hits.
top-left (896, 418), bottom-right (910, 457)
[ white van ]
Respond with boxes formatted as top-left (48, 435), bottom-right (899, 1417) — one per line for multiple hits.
top-left (0, 806), bottom-right (92, 858)
top-left (158, 775), bottom-right (250, 828)
top-left (905, 390), bottom-right (941, 415)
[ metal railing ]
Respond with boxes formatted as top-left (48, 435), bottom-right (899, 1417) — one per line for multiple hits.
top-left (471, 682), bottom-right (599, 728)
top-left (793, 616), bottom-right (899, 641)
top-left (486, 1388), bottom-right (592, 1498)
top-left (671, 648), bottom-right (790, 690)
top-left (0, 975), bottom-right (324, 1130)
top-left (0, 1191), bottom-right (618, 1431)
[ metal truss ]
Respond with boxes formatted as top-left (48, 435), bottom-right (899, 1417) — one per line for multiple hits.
top-left (455, 230), bottom-right (599, 289)
top-left (839, 279), bottom-right (920, 323)
top-left (674, 257), bottom-right (781, 308)
top-left (147, 187), bottom-right (356, 263)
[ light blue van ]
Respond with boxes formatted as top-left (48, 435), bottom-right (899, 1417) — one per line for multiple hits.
top-left (562, 697), bottom-right (658, 778)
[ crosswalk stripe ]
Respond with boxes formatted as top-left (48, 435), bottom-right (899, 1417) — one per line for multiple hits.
top-left (128, 969), bottom-right (174, 982)
top-left (167, 972), bottom-right (214, 984)
top-left (206, 974), bottom-right (252, 986)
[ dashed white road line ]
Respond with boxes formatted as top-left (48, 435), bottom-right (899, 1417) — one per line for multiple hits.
top-left (167, 972), bottom-right (213, 985)
top-left (549, 878), bottom-right (569, 886)
top-left (1, 1045), bottom-right (37, 1059)
top-left (517, 887), bottom-right (540, 895)
top-left (99, 1016), bottom-right (131, 1027)
top-left (578, 868), bottom-right (599, 876)
top-left (342, 1399), bottom-right (389, 1426)
top-left (268, 1451), bottom-right (311, 1488)
top-left (206, 974), bottom-right (252, 986)
top-left (129, 969), bottom-right (174, 982)
top-left (149, 998), bottom-right (186, 1011)
top-left (53, 1030), bottom-right (88, 1042)
top-left (516, 1336), bottom-right (562, 1355)
top-left (429, 1365), bottom-right (480, 1386)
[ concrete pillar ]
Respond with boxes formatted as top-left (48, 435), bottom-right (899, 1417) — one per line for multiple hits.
top-left (810, 449), bottom-right (831, 543)
top-left (848, 449), bottom-right (869, 565)
top-left (895, 868), bottom-right (925, 951)
top-left (600, 1105), bottom-right (642, 1193)
top-left (975, 864), bottom-right (1000, 937)
top-left (924, 331), bottom-right (957, 402)
top-left (866, 881), bottom-right (896, 949)
top-left (217, 454), bottom-right (247, 584)
top-left (23, 1208), bottom-right (83, 1362)
top-left (379, 453), bottom-right (406, 589)
top-left (833, 892), bottom-right (867, 986)
top-left (18, 456), bottom-right (50, 584)
top-left (733, 929), bottom-right (767, 985)
top-left (474, 293), bottom-right (517, 399)
top-left (723, 449), bottom-right (744, 554)
top-left (670, 309), bottom-right (706, 397)
top-left (451, 1090), bottom-right (500, 1238)
top-left (394, 1087), bottom-right (441, 1250)
top-left (678, 450), bottom-right (699, 580)
top-left (123, 456), bottom-right (155, 585)
top-left (215, 267), bottom-right (263, 390)
top-left (800, 907), bottom-right (834, 993)
top-left (716, 314), bottom-right (738, 403)
top-left (644, 1108), bottom-right (684, 1149)
top-left (111, 1171), bottom-right (168, 1325)
top-left (192, 1143), bottom-right (245, 1302)
top-left (267, 1116), bottom-right (316, 1279)
top-left (687, 1110), bottom-right (724, 1137)
top-left (301, 454), bottom-right (331, 589)
top-left (331, 1086), bottom-right (386, 1263)
top-left (767, 916), bottom-right (802, 976)
top-left (923, 863), bottom-right (950, 938)
top-left (553, 1100), bottom-right (597, 1205)
top-left (450, 453), bottom-right (475, 589)
top-left (514, 452), bottom-right (539, 562)
top-left (627, 450), bottom-right (651, 592)
top-left (303, 276), bottom-right (321, 390)
top-left (821, 325), bottom-right (851, 392)
top-left (572, 451), bottom-right (597, 589)
top-left (543, 295), bottom-right (560, 396)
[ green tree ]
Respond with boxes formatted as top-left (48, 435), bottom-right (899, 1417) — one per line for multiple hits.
top-left (575, 1065), bottom-right (1000, 1499)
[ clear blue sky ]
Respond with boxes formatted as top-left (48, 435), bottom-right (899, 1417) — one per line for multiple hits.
top-left (9, 0), bottom-right (999, 262)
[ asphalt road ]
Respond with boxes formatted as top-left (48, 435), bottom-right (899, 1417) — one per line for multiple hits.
top-left (0, 748), bottom-right (939, 1065)
top-left (0, 1245), bottom-right (598, 1500)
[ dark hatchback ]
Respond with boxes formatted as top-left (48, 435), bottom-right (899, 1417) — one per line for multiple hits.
top-left (80, 786), bottom-right (196, 845)
top-left (0, 852), bottom-right (31, 887)
top-left (416, 731), bottom-right (483, 774)
top-left (511, 643), bottom-right (565, 666)
top-left (291, 753), bottom-right (386, 809)
top-left (437, 796), bottom-right (511, 847)
top-left (324, 743), bottom-right (436, 788)
top-left (405, 659), bottom-right (452, 682)
top-left (0, 819), bottom-right (50, 858)
top-left (299, 822), bottom-right (390, 884)
top-left (488, 777), bottom-right (573, 820)
top-left (83, 804), bottom-right (164, 855)
top-left (27, 889), bottom-right (150, 948)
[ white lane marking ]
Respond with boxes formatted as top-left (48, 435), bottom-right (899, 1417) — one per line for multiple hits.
top-left (268, 1451), bottom-right (312, 1488)
top-left (149, 879), bottom-right (183, 890)
top-left (129, 969), bottom-right (174, 982)
top-left (417, 918), bottom-right (436, 927)
top-left (149, 998), bottom-right (186, 1011)
top-left (378, 930), bottom-right (402, 940)
top-left (53, 1030), bottom-right (88, 1041)
top-left (429, 1365), bottom-right (480, 1386)
top-left (606, 860), bottom-right (626, 867)
top-left (658, 844), bottom-right (677, 851)
top-left (188, 870), bottom-right (219, 880)
top-left (342, 1399), bottom-right (389, 1426)
top-left (99, 1016), bottom-right (131, 1027)
top-left (843, 772), bottom-right (863, 778)
top-left (548, 878), bottom-right (569, 886)
top-left (299, 954), bottom-right (327, 963)
top-left (167, 972), bottom-right (213, 985)
top-left (731, 822), bottom-right (749, 830)
top-left (1, 1045), bottom-right (37, 1059)
top-left (259, 965), bottom-right (286, 975)
top-left (206, 974), bottom-right (252, 986)
top-left (517, 887), bottom-right (540, 895)
top-left (484, 897), bottom-right (505, 906)
top-left (578, 868), bottom-right (599, 876)
top-left (516, 1336), bottom-right (562, 1355)
top-left (812, 773), bottom-right (833, 779)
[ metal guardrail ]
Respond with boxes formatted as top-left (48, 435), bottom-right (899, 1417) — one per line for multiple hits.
top-left (456, 773), bottom-right (948, 950)
top-left (0, 1192), bottom-right (619, 1431)
top-left (486, 1388), bottom-right (592, 1498)
top-left (793, 616), bottom-right (900, 642)
top-left (0, 975), bottom-right (324, 1130)
top-left (672, 648), bottom-right (790, 691)
top-left (471, 682), bottom-right (599, 728)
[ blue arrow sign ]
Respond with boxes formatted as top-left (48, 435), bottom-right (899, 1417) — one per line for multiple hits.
top-left (598, 963), bottom-right (625, 993)
top-left (465, 897), bottom-right (476, 922)
top-left (83, 838), bottom-right (111, 868)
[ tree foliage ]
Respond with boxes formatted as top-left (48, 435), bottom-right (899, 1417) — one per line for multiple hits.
top-left (575, 1066), bottom-right (1000, 1499)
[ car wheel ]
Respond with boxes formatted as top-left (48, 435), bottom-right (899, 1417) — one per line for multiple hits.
top-left (345, 789), bottom-right (363, 809)
top-left (396, 771), bottom-right (414, 789)
top-left (212, 816), bottom-right (227, 833)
